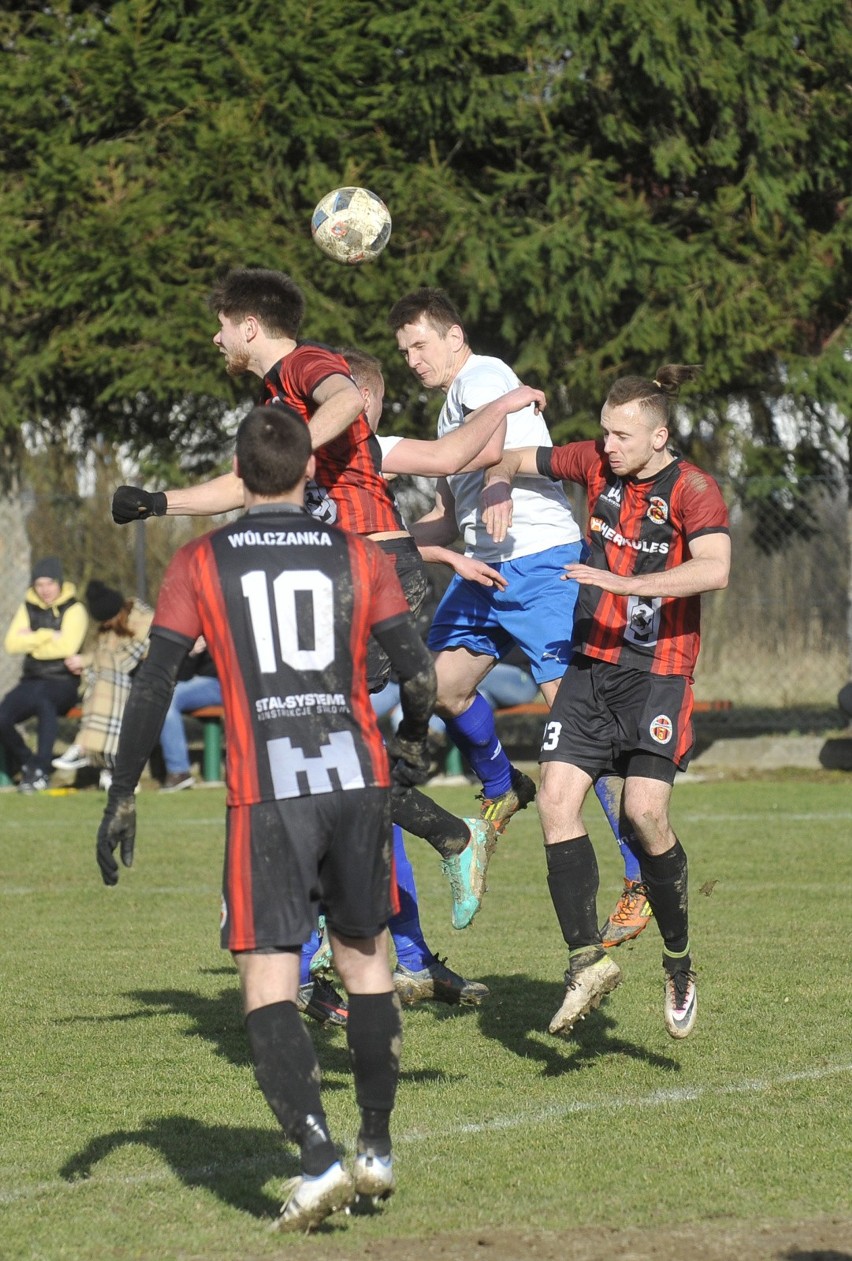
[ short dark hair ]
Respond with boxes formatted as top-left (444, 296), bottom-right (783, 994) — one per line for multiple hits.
top-left (387, 287), bottom-right (466, 339)
top-left (235, 405), bottom-right (312, 496)
top-left (604, 364), bottom-right (702, 426)
top-left (208, 267), bottom-right (306, 339)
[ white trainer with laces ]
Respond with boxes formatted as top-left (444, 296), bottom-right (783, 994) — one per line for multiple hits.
top-left (52, 744), bottom-right (89, 771)
top-left (664, 967), bottom-right (697, 1039)
top-left (275, 1161), bottom-right (354, 1233)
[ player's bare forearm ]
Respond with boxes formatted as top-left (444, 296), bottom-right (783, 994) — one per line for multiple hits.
top-left (418, 546), bottom-right (508, 590)
top-left (409, 481), bottom-right (459, 548)
top-left (563, 550), bottom-right (730, 598)
top-left (308, 375), bottom-right (364, 449)
top-left (166, 472), bottom-right (245, 516)
top-left (409, 516), bottom-right (460, 548)
top-left (483, 442), bottom-right (542, 492)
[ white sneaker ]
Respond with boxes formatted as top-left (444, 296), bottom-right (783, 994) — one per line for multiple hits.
top-left (664, 967), bottom-right (698, 1039)
top-left (275, 1161), bottom-right (354, 1232)
top-left (353, 1150), bottom-right (395, 1201)
top-left (548, 948), bottom-right (623, 1036)
top-left (52, 744), bottom-right (89, 771)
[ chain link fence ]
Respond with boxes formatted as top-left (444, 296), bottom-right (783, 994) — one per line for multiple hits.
top-left (0, 476), bottom-right (848, 711)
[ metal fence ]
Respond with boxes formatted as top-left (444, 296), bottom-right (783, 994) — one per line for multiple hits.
top-left (1, 476), bottom-right (848, 710)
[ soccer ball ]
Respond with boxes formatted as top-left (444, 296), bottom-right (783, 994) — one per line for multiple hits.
top-left (311, 187), bottom-right (392, 265)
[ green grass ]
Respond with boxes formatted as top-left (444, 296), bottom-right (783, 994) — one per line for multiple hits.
top-left (2, 776), bottom-right (851, 1258)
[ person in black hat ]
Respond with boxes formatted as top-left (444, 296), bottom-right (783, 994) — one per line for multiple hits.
top-left (53, 582), bottom-right (153, 790)
top-left (0, 557), bottom-right (88, 791)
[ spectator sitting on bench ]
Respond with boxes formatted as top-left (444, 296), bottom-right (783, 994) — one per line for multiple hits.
top-left (0, 556), bottom-right (88, 793)
top-left (158, 637), bottom-right (222, 791)
top-left (54, 580), bottom-right (153, 791)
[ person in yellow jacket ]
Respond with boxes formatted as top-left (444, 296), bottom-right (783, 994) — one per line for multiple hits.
top-left (0, 556), bottom-right (88, 792)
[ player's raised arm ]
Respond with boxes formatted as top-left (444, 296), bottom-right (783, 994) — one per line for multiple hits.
top-left (306, 373), bottom-right (366, 449)
top-left (379, 386), bottom-right (546, 478)
top-left (112, 472), bottom-right (246, 523)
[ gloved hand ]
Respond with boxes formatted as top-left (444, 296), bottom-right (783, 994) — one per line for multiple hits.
top-left (96, 796), bottom-right (137, 886)
top-left (386, 729), bottom-right (433, 789)
top-left (111, 486), bottom-right (168, 525)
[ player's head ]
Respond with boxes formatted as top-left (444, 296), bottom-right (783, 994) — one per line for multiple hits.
top-left (388, 287), bottom-right (468, 391)
top-left (235, 405), bottom-right (314, 500)
top-left (210, 268), bottom-right (306, 376)
top-left (338, 346), bottom-right (385, 431)
top-left (600, 365), bottom-right (701, 479)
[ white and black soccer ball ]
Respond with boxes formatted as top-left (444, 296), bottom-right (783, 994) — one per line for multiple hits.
top-left (310, 186), bottom-right (392, 265)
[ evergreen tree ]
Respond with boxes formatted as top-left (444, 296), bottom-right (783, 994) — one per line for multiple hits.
top-left (0, 0), bottom-right (847, 474)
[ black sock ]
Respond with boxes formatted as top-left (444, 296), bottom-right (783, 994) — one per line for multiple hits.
top-left (347, 992), bottom-right (402, 1157)
top-left (245, 1000), bottom-right (338, 1176)
top-left (545, 836), bottom-right (601, 951)
top-left (391, 786), bottom-right (469, 858)
top-left (639, 840), bottom-right (689, 957)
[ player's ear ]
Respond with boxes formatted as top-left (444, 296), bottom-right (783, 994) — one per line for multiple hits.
top-left (448, 323), bottom-right (465, 352)
top-left (305, 453), bottom-right (317, 481)
top-left (652, 425), bottom-right (669, 452)
top-left (232, 454), bottom-right (241, 479)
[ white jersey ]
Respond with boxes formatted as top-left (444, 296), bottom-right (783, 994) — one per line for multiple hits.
top-left (376, 434), bottom-right (404, 463)
top-left (439, 354), bottom-right (580, 563)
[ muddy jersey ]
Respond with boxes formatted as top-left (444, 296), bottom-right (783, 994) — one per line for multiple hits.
top-left (259, 342), bottom-right (404, 535)
top-left (150, 504), bottom-right (410, 806)
top-left (539, 441), bottom-right (729, 678)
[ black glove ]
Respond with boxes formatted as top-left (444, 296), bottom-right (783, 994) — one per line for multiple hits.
top-left (96, 796), bottom-right (137, 886)
top-left (112, 486), bottom-right (168, 525)
top-left (386, 730), bottom-right (433, 789)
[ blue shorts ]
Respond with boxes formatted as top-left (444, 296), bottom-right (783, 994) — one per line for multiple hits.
top-left (426, 543), bottom-right (583, 685)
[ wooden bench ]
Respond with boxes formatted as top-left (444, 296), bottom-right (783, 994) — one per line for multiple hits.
top-left (68, 702), bottom-right (226, 782)
top-left (0, 702), bottom-right (226, 787)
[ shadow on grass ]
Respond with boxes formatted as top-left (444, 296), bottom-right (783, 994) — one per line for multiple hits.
top-left (60, 975), bottom-right (460, 1087)
top-left (58, 1118), bottom-right (302, 1222)
top-left (783, 1254), bottom-right (852, 1261)
top-left (475, 973), bottom-right (680, 1076)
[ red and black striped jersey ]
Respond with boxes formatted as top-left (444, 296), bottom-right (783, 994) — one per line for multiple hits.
top-left (150, 503), bottom-right (410, 806)
top-left (259, 342), bottom-right (404, 536)
top-left (540, 440), bottom-right (729, 678)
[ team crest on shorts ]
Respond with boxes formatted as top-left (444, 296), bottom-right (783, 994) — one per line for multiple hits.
top-left (649, 713), bottom-right (673, 744)
top-left (647, 496), bottom-right (669, 524)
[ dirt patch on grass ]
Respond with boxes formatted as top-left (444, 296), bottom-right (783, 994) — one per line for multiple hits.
top-left (347, 1216), bottom-right (852, 1261)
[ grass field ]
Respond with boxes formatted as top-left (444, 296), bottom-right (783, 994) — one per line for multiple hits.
top-left (2, 773), bottom-right (851, 1260)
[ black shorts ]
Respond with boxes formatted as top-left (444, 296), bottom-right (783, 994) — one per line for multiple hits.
top-left (539, 655), bottom-right (695, 781)
top-left (367, 536), bottom-right (429, 693)
top-left (220, 786), bottom-right (393, 951)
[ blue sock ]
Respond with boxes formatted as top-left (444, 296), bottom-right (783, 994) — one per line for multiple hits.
top-left (299, 929), bottom-right (321, 987)
top-left (593, 775), bottom-right (643, 882)
top-left (388, 825), bottom-right (433, 972)
top-left (443, 693), bottom-right (513, 797)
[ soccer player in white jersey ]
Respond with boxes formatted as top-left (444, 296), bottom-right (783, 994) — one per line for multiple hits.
top-left (386, 291), bottom-right (650, 945)
top-left (388, 288), bottom-right (584, 829)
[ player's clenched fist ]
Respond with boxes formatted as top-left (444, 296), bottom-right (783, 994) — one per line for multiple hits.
top-left (111, 486), bottom-right (167, 524)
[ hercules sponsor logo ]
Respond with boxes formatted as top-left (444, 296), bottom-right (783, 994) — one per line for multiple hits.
top-left (647, 496), bottom-right (669, 525)
top-left (590, 517), bottom-right (669, 553)
top-left (649, 713), bottom-right (673, 745)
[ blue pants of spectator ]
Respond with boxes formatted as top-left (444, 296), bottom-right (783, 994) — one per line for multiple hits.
top-left (160, 675), bottom-right (223, 775)
top-left (0, 676), bottom-right (80, 776)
